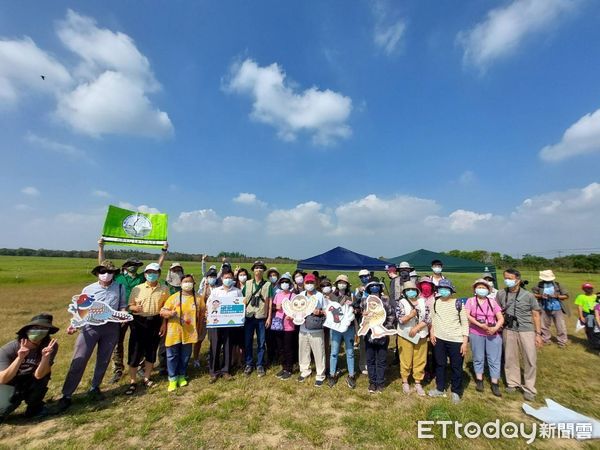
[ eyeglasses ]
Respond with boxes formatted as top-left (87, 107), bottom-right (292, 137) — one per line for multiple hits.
top-left (98, 269), bottom-right (110, 274)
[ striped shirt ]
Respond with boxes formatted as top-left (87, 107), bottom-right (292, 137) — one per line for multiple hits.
top-left (431, 298), bottom-right (469, 343)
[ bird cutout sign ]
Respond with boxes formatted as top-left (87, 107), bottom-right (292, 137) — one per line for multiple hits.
top-left (357, 295), bottom-right (397, 339)
top-left (68, 294), bottom-right (133, 328)
top-left (282, 294), bottom-right (318, 325)
top-left (324, 301), bottom-right (355, 333)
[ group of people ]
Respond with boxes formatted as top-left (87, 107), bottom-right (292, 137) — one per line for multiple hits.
top-left (1, 244), bottom-right (599, 420)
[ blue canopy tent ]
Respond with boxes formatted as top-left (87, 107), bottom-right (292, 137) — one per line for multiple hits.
top-left (297, 246), bottom-right (392, 271)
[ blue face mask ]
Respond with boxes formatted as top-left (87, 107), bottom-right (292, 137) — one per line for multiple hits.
top-left (360, 276), bottom-right (370, 285)
top-left (369, 286), bottom-right (380, 294)
top-left (504, 279), bottom-right (517, 288)
top-left (405, 289), bottom-right (418, 299)
top-left (438, 288), bottom-right (451, 298)
top-left (207, 277), bottom-right (217, 286)
top-left (145, 273), bottom-right (159, 282)
top-left (223, 278), bottom-right (235, 288)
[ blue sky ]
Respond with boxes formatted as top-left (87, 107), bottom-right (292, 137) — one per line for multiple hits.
top-left (2, 0), bottom-right (600, 259)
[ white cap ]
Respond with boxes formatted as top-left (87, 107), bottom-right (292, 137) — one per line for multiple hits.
top-left (145, 263), bottom-right (161, 272)
top-left (358, 269), bottom-right (370, 276)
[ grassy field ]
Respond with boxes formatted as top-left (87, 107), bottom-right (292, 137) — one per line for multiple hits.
top-left (0, 255), bottom-right (599, 449)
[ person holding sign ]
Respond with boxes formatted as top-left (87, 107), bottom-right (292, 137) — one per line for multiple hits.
top-left (395, 281), bottom-right (430, 396)
top-left (242, 261), bottom-right (273, 377)
top-left (206, 272), bottom-right (243, 383)
top-left (56, 260), bottom-right (127, 413)
top-left (0, 314), bottom-right (59, 421)
top-left (161, 275), bottom-right (200, 392)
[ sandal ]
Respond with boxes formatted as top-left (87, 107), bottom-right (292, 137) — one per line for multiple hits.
top-left (143, 378), bottom-right (155, 388)
top-left (124, 383), bottom-right (137, 395)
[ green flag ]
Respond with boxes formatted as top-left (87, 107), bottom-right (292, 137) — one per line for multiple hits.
top-left (101, 205), bottom-right (168, 248)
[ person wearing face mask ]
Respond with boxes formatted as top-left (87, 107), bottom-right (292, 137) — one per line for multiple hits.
top-left (328, 275), bottom-right (357, 389)
top-left (428, 279), bottom-right (468, 404)
top-left (160, 275), bottom-right (200, 391)
top-left (192, 267), bottom-right (218, 369)
top-left (271, 273), bottom-right (296, 380)
top-left (98, 238), bottom-right (167, 384)
top-left (465, 279), bottom-right (505, 397)
top-left (231, 268), bottom-right (250, 368)
top-left (0, 314), bottom-right (59, 420)
top-left (385, 265), bottom-right (403, 368)
top-left (124, 263), bottom-right (170, 394)
top-left (354, 269), bottom-right (372, 375)
top-left (266, 267), bottom-right (281, 367)
top-left (206, 272), bottom-right (243, 383)
top-left (242, 261), bottom-right (274, 377)
top-left (496, 269), bottom-right (542, 401)
top-left (397, 262), bottom-right (418, 286)
top-left (532, 270), bottom-right (569, 348)
top-left (430, 260), bottom-right (445, 286)
top-left (396, 281), bottom-right (430, 396)
top-left (574, 283), bottom-right (600, 347)
top-left (292, 270), bottom-right (306, 294)
top-left (56, 260), bottom-right (126, 412)
top-left (165, 263), bottom-right (185, 294)
top-left (417, 277), bottom-right (437, 383)
top-left (482, 273), bottom-right (498, 299)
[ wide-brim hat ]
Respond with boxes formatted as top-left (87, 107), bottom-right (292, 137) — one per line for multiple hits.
top-left (169, 262), bottom-right (183, 270)
top-left (251, 260), bottom-right (267, 271)
top-left (91, 260), bottom-right (120, 276)
top-left (267, 267), bottom-right (280, 277)
top-left (17, 313), bottom-right (59, 335)
top-left (122, 258), bottom-right (143, 268)
top-left (358, 269), bottom-right (370, 277)
top-left (277, 272), bottom-right (293, 284)
top-left (398, 261), bottom-right (413, 270)
top-left (418, 276), bottom-right (435, 287)
top-left (539, 270), bottom-right (556, 282)
top-left (365, 279), bottom-right (384, 291)
top-left (402, 280), bottom-right (421, 295)
top-left (437, 279), bottom-right (456, 293)
top-left (335, 274), bottom-right (350, 285)
top-left (472, 278), bottom-right (492, 290)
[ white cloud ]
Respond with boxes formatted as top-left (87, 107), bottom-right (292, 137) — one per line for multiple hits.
top-left (173, 209), bottom-right (258, 234)
top-left (92, 190), bottom-right (110, 198)
top-left (457, 0), bottom-right (578, 69)
top-left (539, 109), bottom-right (600, 161)
top-left (118, 202), bottom-right (160, 214)
top-left (0, 37), bottom-right (72, 103)
top-left (371, 0), bottom-right (406, 55)
top-left (21, 186), bottom-right (40, 196)
top-left (233, 192), bottom-right (266, 207)
top-left (425, 209), bottom-right (494, 232)
top-left (24, 131), bottom-right (92, 162)
top-left (225, 58), bottom-right (352, 145)
top-left (266, 201), bottom-right (334, 235)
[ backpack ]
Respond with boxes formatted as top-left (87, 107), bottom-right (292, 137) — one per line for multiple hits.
top-left (433, 298), bottom-right (464, 325)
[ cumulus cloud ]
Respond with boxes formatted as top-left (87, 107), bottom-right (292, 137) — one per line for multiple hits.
top-left (21, 186), bottom-right (40, 196)
top-left (173, 209), bottom-right (258, 234)
top-left (0, 37), bottom-right (72, 103)
top-left (24, 131), bottom-right (92, 162)
top-left (266, 201), bottom-right (334, 235)
top-left (225, 58), bottom-right (352, 145)
top-left (371, 0), bottom-right (406, 55)
top-left (92, 190), bottom-right (110, 198)
top-left (233, 192), bottom-right (266, 207)
top-left (425, 209), bottom-right (494, 232)
top-left (118, 202), bottom-right (160, 214)
top-left (457, 0), bottom-right (578, 70)
top-left (539, 109), bottom-right (600, 161)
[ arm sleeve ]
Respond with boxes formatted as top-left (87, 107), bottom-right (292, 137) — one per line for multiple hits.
top-left (529, 292), bottom-right (541, 311)
top-left (460, 307), bottom-right (469, 336)
top-left (119, 284), bottom-right (127, 310)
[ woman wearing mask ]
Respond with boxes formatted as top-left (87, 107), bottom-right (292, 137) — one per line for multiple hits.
top-left (191, 268), bottom-right (217, 368)
top-left (292, 270), bottom-right (306, 294)
top-left (320, 278), bottom-right (336, 376)
top-left (165, 263), bottom-right (185, 295)
top-left (272, 273), bottom-right (296, 380)
top-left (231, 268), bottom-right (249, 369)
top-left (430, 260), bottom-right (445, 286)
top-left (328, 275), bottom-right (357, 389)
top-left (354, 269), bottom-right (372, 376)
top-left (297, 274), bottom-right (327, 387)
top-left (396, 281), bottom-right (430, 396)
top-left (418, 277), bottom-right (436, 382)
top-left (266, 267), bottom-right (281, 367)
top-left (160, 275), bottom-right (199, 392)
top-left (465, 279), bottom-right (504, 397)
top-left (428, 280), bottom-right (468, 403)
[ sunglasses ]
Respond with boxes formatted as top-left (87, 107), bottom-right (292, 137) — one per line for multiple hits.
top-left (97, 269), bottom-right (111, 274)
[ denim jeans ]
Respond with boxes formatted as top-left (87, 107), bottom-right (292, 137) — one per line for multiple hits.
top-left (166, 343), bottom-right (193, 381)
top-left (469, 333), bottom-right (502, 380)
top-left (329, 326), bottom-right (356, 377)
top-left (244, 316), bottom-right (266, 368)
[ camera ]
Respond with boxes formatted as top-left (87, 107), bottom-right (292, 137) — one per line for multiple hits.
top-left (477, 318), bottom-right (486, 325)
top-left (504, 314), bottom-right (518, 329)
top-left (249, 294), bottom-right (263, 308)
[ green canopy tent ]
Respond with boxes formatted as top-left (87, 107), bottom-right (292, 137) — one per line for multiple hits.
top-left (388, 249), bottom-right (496, 278)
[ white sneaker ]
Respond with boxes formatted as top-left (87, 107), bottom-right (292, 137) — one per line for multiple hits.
top-left (402, 382), bottom-right (411, 394)
top-left (428, 389), bottom-right (446, 398)
top-left (451, 393), bottom-right (461, 404)
top-left (361, 369), bottom-right (368, 375)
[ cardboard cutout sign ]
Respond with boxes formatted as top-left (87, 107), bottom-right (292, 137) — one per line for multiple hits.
top-left (68, 294), bottom-right (133, 328)
top-left (282, 294), bottom-right (317, 325)
top-left (357, 295), bottom-right (396, 339)
top-left (324, 301), bottom-right (355, 333)
top-left (206, 296), bottom-right (245, 328)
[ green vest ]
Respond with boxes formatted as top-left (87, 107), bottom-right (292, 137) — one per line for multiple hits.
top-left (244, 279), bottom-right (272, 319)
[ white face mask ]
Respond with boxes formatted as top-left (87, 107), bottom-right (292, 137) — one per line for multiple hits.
top-left (99, 273), bottom-right (113, 282)
top-left (181, 282), bottom-right (194, 292)
top-left (337, 282), bottom-right (348, 290)
top-left (295, 276), bottom-right (304, 285)
top-left (238, 275), bottom-right (247, 283)
top-left (304, 283), bottom-right (315, 292)
top-left (322, 286), bottom-right (332, 294)
top-left (432, 266), bottom-right (443, 274)
top-left (280, 282), bottom-right (290, 291)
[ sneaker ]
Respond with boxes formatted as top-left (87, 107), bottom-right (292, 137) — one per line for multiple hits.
top-left (415, 383), bottom-right (425, 396)
top-left (368, 384), bottom-right (376, 394)
top-left (167, 380), bottom-right (178, 392)
top-left (178, 376), bottom-right (188, 387)
top-left (192, 359), bottom-right (201, 369)
top-left (297, 374), bottom-right (308, 383)
top-left (314, 379), bottom-right (324, 387)
top-left (209, 375), bottom-right (218, 384)
top-left (505, 386), bottom-right (518, 394)
top-left (475, 380), bottom-right (484, 392)
top-left (523, 392), bottom-right (535, 401)
top-left (275, 369), bottom-right (286, 379)
top-left (280, 371), bottom-right (292, 380)
top-left (451, 392), bottom-right (461, 404)
top-left (88, 387), bottom-right (105, 401)
top-left (346, 375), bottom-right (356, 389)
top-left (328, 377), bottom-right (336, 388)
top-left (428, 389), bottom-right (446, 398)
top-left (109, 371), bottom-right (123, 384)
top-left (137, 367), bottom-right (145, 379)
top-left (402, 382), bottom-right (411, 394)
top-left (257, 366), bottom-right (266, 377)
top-left (491, 383), bottom-right (501, 397)
top-left (376, 385), bottom-right (384, 394)
top-left (24, 405), bottom-right (50, 419)
top-left (55, 397), bottom-right (72, 413)
top-left (361, 369), bottom-right (368, 375)
top-left (244, 366), bottom-right (253, 376)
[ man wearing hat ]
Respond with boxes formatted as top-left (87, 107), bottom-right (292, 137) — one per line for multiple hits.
top-left (98, 238), bottom-right (168, 384)
top-left (242, 261), bottom-right (274, 377)
top-left (0, 314), bottom-right (59, 420)
top-left (56, 260), bottom-right (127, 412)
top-left (532, 270), bottom-right (569, 347)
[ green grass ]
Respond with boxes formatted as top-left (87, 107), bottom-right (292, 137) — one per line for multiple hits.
top-left (0, 256), bottom-right (599, 449)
